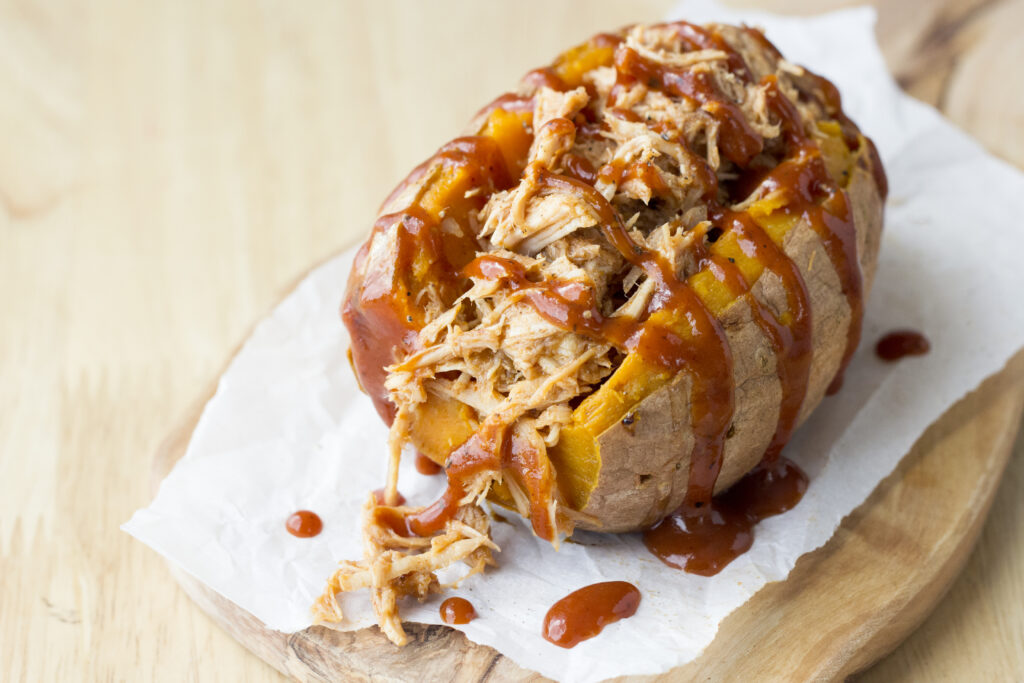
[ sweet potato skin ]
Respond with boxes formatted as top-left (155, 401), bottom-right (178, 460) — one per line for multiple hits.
top-left (575, 159), bottom-right (884, 532)
top-left (346, 28), bottom-right (886, 536)
top-left (365, 153), bottom-right (884, 533)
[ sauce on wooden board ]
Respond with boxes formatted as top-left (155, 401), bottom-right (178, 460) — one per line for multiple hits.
top-left (439, 597), bottom-right (476, 625)
top-left (542, 581), bottom-right (641, 648)
top-left (285, 510), bottom-right (323, 538)
top-left (876, 330), bottom-right (930, 361)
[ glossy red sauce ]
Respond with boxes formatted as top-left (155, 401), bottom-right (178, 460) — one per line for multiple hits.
top-left (343, 21), bottom-right (882, 565)
top-left (439, 597), bottom-right (477, 625)
top-left (643, 457), bottom-right (807, 574)
top-left (562, 152), bottom-right (598, 185)
top-left (542, 581), bottom-right (641, 648)
top-left (342, 138), bottom-right (515, 422)
top-left (372, 488), bottom-right (406, 506)
top-left (414, 452), bottom-right (443, 475)
top-left (373, 416), bottom-right (561, 541)
top-left (285, 510), bottom-right (323, 538)
top-left (703, 211), bottom-right (813, 465)
top-left (373, 419), bottom-right (511, 536)
top-left (876, 330), bottom-right (930, 361)
top-left (523, 66), bottom-right (568, 92)
top-left (597, 158), bottom-right (670, 197)
top-left (758, 77), bottom-right (864, 396)
top-left (532, 168), bottom-right (736, 510)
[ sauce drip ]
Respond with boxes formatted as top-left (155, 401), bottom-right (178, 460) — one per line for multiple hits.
top-left (758, 76), bottom-right (864, 396)
top-left (876, 330), bottom-right (930, 361)
top-left (375, 419), bottom-right (513, 534)
top-left (542, 581), bottom-right (641, 648)
top-left (643, 457), bottom-right (807, 574)
top-left (439, 597), bottom-right (477, 625)
top-left (702, 212), bottom-right (813, 464)
top-left (562, 152), bottom-right (598, 185)
top-left (374, 414), bottom-right (561, 541)
top-left (372, 488), bottom-right (406, 506)
top-left (461, 164), bottom-right (736, 513)
top-left (343, 21), bottom-right (882, 565)
top-left (285, 510), bottom-right (323, 538)
top-left (415, 452), bottom-right (443, 475)
top-left (524, 168), bottom-right (735, 509)
top-left (605, 44), bottom-right (851, 571)
top-left (342, 137), bottom-right (515, 422)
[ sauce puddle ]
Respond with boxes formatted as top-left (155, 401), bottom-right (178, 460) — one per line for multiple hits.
top-left (542, 581), bottom-right (641, 648)
top-left (876, 330), bottom-right (930, 361)
top-left (643, 457), bottom-right (807, 575)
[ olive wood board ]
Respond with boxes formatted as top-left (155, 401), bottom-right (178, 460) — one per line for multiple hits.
top-left (154, 324), bottom-right (1024, 682)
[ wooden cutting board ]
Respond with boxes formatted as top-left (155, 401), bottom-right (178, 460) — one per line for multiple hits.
top-left (154, 303), bottom-right (1024, 682)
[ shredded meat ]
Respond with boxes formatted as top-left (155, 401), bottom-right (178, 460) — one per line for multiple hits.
top-left (313, 497), bottom-right (495, 645)
top-left (320, 20), bottom-right (848, 643)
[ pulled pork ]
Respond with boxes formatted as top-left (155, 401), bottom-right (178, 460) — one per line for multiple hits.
top-left (319, 21), bottom-right (845, 643)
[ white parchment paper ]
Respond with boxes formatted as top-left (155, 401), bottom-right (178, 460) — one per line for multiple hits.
top-left (124, 3), bottom-right (1024, 680)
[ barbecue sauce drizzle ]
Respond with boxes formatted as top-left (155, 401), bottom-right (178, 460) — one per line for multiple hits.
top-left (342, 23), bottom-right (881, 571)
top-left (342, 138), bottom-right (514, 422)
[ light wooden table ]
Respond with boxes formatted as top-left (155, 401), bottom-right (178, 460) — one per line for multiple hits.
top-left (2, 1), bottom-right (1021, 680)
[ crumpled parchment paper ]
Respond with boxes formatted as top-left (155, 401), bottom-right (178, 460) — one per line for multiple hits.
top-left (124, 2), bottom-right (1024, 680)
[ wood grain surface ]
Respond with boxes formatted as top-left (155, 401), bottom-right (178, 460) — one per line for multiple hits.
top-left (2, 0), bottom-right (1022, 681)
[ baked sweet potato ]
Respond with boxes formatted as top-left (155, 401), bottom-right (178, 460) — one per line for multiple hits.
top-left (322, 20), bottom-right (886, 643)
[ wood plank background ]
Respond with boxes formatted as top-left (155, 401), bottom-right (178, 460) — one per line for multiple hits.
top-left (1, 0), bottom-right (1021, 680)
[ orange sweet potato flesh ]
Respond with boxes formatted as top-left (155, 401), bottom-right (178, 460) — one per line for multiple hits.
top-left (379, 35), bottom-right (882, 533)
top-left (407, 123), bottom-right (882, 532)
